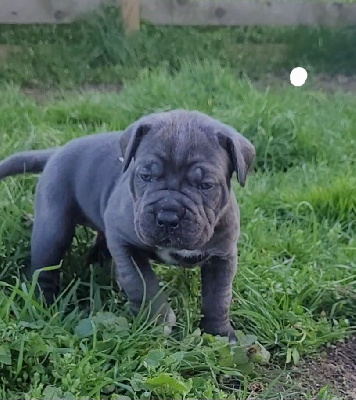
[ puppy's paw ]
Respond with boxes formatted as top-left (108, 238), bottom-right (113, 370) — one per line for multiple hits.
top-left (200, 318), bottom-right (237, 344)
top-left (162, 307), bottom-right (177, 336)
top-left (227, 328), bottom-right (237, 344)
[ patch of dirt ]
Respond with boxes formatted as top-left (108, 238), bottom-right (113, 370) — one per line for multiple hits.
top-left (254, 73), bottom-right (356, 93)
top-left (0, 44), bottom-right (22, 62)
top-left (21, 74), bottom-right (356, 104)
top-left (311, 74), bottom-right (356, 94)
top-left (295, 335), bottom-right (356, 399)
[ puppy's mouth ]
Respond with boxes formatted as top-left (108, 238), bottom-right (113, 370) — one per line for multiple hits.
top-left (135, 204), bottom-right (210, 250)
top-left (158, 238), bottom-right (173, 247)
top-left (157, 234), bottom-right (189, 249)
top-left (136, 222), bottom-right (200, 250)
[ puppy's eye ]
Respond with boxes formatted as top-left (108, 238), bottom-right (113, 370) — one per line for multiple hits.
top-left (198, 183), bottom-right (213, 190)
top-left (140, 172), bottom-right (152, 182)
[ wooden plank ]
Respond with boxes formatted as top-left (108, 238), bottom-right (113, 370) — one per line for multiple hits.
top-left (121, 0), bottom-right (140, 33)
top-left (141, 0), bottom-right (356, 27)
top-left (0, 0), bottom-right (356, 26)
top-left (0, 0), bottom-right (111, 24)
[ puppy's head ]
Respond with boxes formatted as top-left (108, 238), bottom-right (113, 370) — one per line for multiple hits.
top-left (120, 110), bottom-right (255, 250)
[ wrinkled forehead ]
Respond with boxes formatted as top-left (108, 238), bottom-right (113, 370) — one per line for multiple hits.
top-left (135, 121), bottom-right (228, 170)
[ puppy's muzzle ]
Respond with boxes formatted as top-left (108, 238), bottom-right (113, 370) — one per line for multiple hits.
top-left (157, 211), bottom-right (180, 228)
top-left (153, 199), bottom-right (186, 230)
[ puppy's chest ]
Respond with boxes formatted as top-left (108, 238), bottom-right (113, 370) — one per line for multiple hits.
top-left (155, 248), bottom-right (209, 267)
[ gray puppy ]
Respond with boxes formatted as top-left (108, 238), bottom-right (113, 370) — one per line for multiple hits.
top-left (0, 110), bottom-right (255, 341)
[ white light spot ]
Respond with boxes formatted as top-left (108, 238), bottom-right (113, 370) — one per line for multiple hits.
top-left (290, 67), bottom-right (308, 87)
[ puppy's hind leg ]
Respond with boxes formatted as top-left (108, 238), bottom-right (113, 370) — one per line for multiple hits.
top-left (30, 182), bottom-right (76, 304)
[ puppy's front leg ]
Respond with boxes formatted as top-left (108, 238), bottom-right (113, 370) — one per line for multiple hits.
top-left (108, 243), bottom-right (176, 333)
top-left (200, 253), bottom-right (237, 343)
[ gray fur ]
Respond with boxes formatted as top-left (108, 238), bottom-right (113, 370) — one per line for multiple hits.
top-left (0, 110), bottom-right (255, 341)
top-left (0, 149), bottom-right (57, 180)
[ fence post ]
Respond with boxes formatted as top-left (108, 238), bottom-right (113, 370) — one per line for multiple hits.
top-left (121, 0), bottom-right (140, 34)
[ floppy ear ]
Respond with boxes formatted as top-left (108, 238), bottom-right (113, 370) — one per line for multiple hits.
top-left (217, 127), bottom-right (255, 187)
top-left (120, 123), bottom-right (151, 172)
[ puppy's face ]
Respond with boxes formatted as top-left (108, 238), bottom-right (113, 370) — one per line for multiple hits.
top-left (131, 132), bottom-right (231, 249)
top-left (120, 111), bottom-right (255, 250)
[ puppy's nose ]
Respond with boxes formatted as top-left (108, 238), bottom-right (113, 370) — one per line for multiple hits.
top-left (156, 211), bottom-right (180, 228)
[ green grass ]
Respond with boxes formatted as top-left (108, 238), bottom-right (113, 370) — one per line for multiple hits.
top-left (0, 7), bottom-right (355, 88)
top-left (0, 59), bottom-right (355, 399)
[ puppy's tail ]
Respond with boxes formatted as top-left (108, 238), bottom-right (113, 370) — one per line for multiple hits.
top-left (0, 149), bottom-right (57, 180)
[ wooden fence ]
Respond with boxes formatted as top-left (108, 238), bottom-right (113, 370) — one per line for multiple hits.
top-left (0, 0), bottom-right (356, 32)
